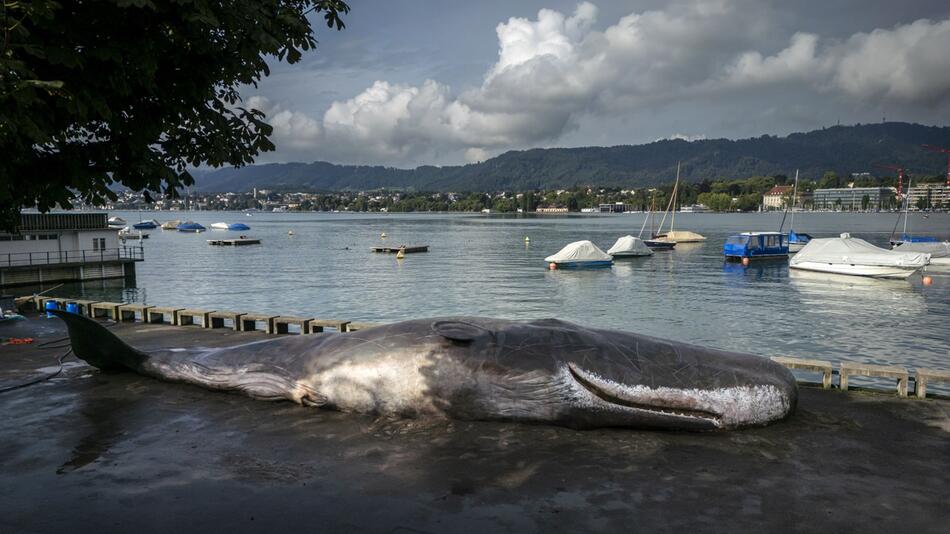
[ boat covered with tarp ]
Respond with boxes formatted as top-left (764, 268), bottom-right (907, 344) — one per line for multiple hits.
top-left (544, 240), bottom-right (613, 268)
top-left (107, 216), bottom-right (126, 229)
top-left (177, 221), bottom-right (207, 233)
top-left (161, 219), bottom-right (181, 230)
top-left (211, 222), bottom-right (251, 231)
top-left (133, 219), bottom-right (159, 229)
top-left (892, 240), bottom-right (950, 267)
top-left (607, 235), bottom-right (653, 257)
top-left (652, 230), bottom-right (706, 243)
top-left (790, 233), bottom-right (930, 279)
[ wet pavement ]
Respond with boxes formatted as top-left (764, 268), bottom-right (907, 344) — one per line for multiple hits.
top-left (1, 316), bottom-right (947, 533)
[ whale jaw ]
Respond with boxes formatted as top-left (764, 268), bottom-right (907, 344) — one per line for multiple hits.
top-left (566, 364), bottom-right (795, 430)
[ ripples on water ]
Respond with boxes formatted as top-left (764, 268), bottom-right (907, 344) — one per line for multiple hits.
top-left (42, 211), bottom-right (950, 373)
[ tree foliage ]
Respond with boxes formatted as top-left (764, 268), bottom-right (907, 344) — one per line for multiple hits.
top-left (0, 0), bottom-right (349, 230)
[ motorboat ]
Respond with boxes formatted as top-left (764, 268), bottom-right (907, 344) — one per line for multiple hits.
top-left (607, 235), bottom-right (653, 257)
top-left (161, 219), bottom-right (181, 230)
top-left (118, 227), bottom-right (149, 240)
top-left (790, 233), bottom-right (930, 279)
top-left (133, 219), bottom-right (159, 230)
top-left (545, 240), bottom-right (613, 269)
top-left (177, 221), bottom-right (207, 233)
top-left (892, 240), bottom-right (950, 268)
top-left (723, 232), bottom-right (788, 261)
top-left (211, 222), bottom-right (252, 231)
top-left (107, 216), bottom-right (127, 229)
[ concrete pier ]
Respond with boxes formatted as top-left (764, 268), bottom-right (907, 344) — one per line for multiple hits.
top-left (0, 316), bottom-right (946, 533)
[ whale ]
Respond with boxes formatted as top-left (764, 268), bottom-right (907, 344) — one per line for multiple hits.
top-left (52, 310), bottom-right (797, 430)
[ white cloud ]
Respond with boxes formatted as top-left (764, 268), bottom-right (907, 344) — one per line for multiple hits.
top-left (247, 2), bottom-right (950, 166)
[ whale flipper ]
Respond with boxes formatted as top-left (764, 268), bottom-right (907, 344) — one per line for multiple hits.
top-left (51, 310), bottom-right (147, 372)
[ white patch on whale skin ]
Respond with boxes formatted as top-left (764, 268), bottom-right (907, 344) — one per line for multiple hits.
top-left (316, 352), bottom-right (463, 416)
top-left (563, 366), bottom-right (793, 428)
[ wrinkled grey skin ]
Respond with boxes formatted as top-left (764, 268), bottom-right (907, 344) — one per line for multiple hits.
top-left (54, 312), bottom-right (797, 431)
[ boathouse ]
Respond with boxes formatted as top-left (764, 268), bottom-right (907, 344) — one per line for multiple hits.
top-left (0, 213), bottom-right (143, 287)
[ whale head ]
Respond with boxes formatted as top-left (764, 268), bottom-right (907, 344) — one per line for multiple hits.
top-left (430, 318), bottom-right (798, 430)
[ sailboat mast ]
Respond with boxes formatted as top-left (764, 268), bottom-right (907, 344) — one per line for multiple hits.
top-left (902, 178), bottom-right (912, 236)
top-left (638, 194), bottom-right (652, 238)
top-left (670, 162), bottom-right (680, 234)
top-left (789, 170), bottom-right (799, 229)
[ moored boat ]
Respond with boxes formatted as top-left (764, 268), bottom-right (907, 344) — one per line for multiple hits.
top-left (211, 222), bottom-right (251, 231)
top-left (607, 235), bottom-right (653, 257)
top-left (107, 216), bottom-right (126, 229)
top-left (724, 232), bottom-right (788, 261)
top-left (545, 240), bottom-right (613, 268)
top-left (790, 233), bottom-right (930, 279)
top-left (133, 219), bottom-right (159, 230)
top-left (786, 230), bottom-right (813, 253)
top-left (892, 240), bottom-right (950, 267)
top-left (161, 219), bottom-right (181, 230)
top-left (177, 221), bottom-right (207, 233)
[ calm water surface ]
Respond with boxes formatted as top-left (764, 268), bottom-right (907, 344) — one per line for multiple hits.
top-left (45, 211), bottom-right (950, 375)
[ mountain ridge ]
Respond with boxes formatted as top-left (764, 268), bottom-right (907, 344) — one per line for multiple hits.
top-left (193, 122), bottom-right (950, 192)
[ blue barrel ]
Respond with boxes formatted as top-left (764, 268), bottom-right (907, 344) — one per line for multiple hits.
top-left (44, 300), bottom-right (60, 318)
top-left (66, 302), bottom-right (80, 315)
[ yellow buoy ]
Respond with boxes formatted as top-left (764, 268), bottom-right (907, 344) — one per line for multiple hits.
top-left (524, 236), bottom-right (530, 242)
top-left (396, 247), bottom-right (406, 259)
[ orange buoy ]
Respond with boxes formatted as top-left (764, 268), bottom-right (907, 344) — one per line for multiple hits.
top-left (922, 275), bottom-right (933, 286)
top-left (549, 262), bottom-right (557, 270)
top-left (741, 257), bottom-right (750, 267)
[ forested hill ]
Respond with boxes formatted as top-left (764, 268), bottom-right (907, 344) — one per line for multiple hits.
top-left (194, 122), bottom-right (950, 192)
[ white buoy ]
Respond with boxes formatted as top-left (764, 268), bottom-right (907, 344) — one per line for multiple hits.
top-left (381, 232), bottom-right (387, 238)
top-left (288, 230), bottom-right (294, 236)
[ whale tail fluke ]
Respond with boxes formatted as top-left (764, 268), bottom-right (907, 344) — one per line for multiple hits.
top-left (50, 310), bottom-right (147, 372)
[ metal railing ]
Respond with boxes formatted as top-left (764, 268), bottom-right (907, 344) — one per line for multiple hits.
top-left (1, 246), bottom-right (144, 267)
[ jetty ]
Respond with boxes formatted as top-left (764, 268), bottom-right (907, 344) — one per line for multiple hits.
top-left (207, 238), bottom-right (261, 246)
top-left (371, 245), bottom-right (429, 253)
top-left (1, 301), bottom-right (947, 533)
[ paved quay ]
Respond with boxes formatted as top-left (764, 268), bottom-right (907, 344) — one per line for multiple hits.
top-left (1, 316), bottom-right (947, 533)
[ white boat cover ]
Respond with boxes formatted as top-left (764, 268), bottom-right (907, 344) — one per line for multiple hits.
top-left (211, 222), bottom-right (229, 229)
top-left (545, 240), bottom-right (612, 263)
top-left (607, 235), bottom-right (653, 256)
top-left (893, 241), bottom-right (950, 258)
top-left (791, 234), bottom-right (930, 268)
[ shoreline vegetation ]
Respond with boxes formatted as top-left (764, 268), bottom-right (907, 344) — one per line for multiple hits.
top-left (96, 172), bottom-right (948, 214)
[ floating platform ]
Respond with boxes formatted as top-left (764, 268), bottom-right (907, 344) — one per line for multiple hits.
top-left (371, 245), bottom-right (429, 253)
top-left (207, 238), bottom-right (261, 246)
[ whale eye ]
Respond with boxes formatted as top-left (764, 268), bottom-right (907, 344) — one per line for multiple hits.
top-left (431, 320), bottom-right (488, 342)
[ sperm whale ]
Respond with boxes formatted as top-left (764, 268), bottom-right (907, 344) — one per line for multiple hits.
top-left (52, 311), bottom-right (797, 430)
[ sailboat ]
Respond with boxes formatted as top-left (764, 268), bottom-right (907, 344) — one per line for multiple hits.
top-left (651, 162), bottom-right (706, 243)
top-left (641, 192), bottom-right (675, 250)
top-left (784, 170), bottom-right (812, 252)
top-left (889, 177), bottom-right (939, 246)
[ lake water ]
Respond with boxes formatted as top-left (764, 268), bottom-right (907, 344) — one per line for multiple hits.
top-left (36, 211), bottom-right (950, 378)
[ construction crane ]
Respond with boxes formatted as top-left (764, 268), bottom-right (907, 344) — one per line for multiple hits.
top-left (921, 144), bottom-right (950, 187)
top-left (875, 164), bottom-right (906, 197)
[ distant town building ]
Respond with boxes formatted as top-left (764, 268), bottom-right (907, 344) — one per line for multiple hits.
top-left (599, 202), bottom-right (631, 213)
top-left (0, 213), bottom-right (143, 287)
top-left (762, 186), bottom-right (793, 210)
top-left (812, 187), bottom-right (892, 211)
top-left (535, 206), bottom-right (569, 213)
top-left (679, 204), bottom-right (709, 213)
top-left (905, 184), bottom-right (949, 211)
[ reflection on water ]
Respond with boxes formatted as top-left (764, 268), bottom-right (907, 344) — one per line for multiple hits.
top-left (24, 211), bottom-right (950, 374)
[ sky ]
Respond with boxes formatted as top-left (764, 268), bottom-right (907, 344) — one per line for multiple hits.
top-left (241, 0), bottom-right (950, 168)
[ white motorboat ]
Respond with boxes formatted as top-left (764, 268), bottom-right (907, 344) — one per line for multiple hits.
top-left (892, 240), bottom-right (950, 268)
top-left (607, 235), bottom-right (653, 257)
top-left (545, 240), bottom-right (613, 268)
top-left (107, 216), bottom-right (127, 229)
top-left (790, 233), bottom-right (930, 279)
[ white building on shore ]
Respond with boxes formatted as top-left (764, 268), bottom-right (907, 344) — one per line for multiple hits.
top-left (0, 213), bottom-right (143, 288)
